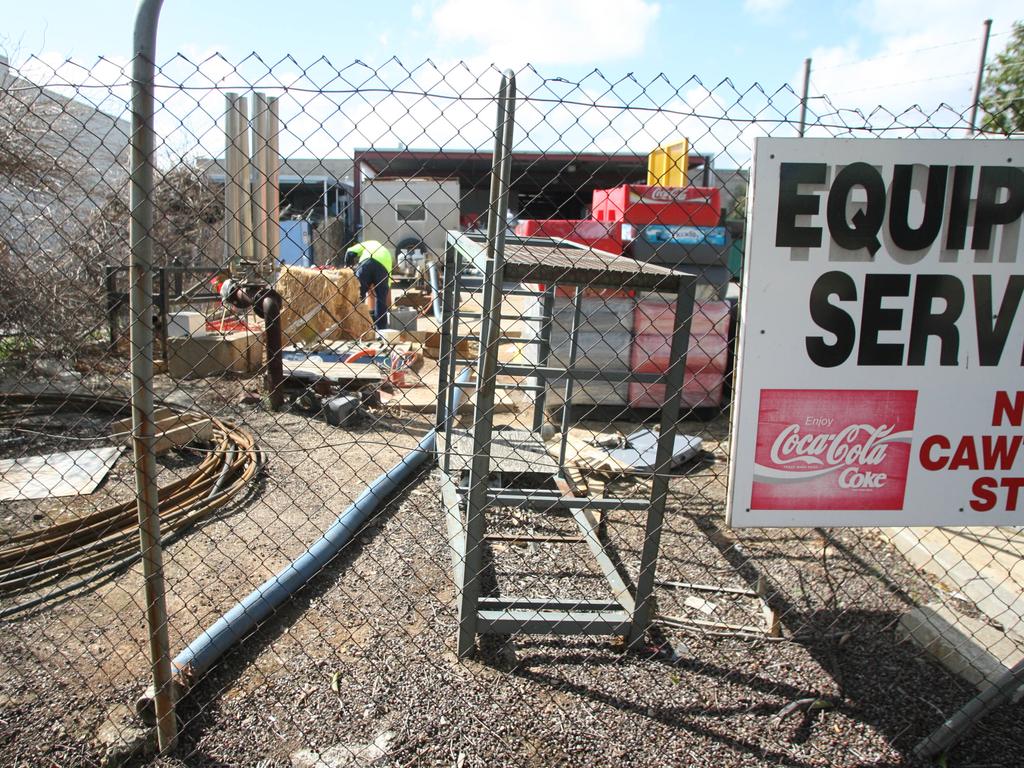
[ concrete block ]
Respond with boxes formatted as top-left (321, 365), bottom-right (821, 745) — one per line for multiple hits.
top-left (166, 311), bottom-right (206, 338)
top-left (897, 601), bottom-right (1024, 693)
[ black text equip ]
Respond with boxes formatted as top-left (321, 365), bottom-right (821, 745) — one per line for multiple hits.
top-left (775, 161), bottom-right (1023, 368)
top-left (773, 161), bottom-right (1024, 514)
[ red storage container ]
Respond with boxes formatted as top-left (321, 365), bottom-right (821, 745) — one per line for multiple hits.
top-left (629, 351), bottom-right (727, 409)
top-left (633, 298), bottom-right (730, 337)
top-left (514, 218), bottom-right (622, 255)
top-left (591, 185), bottom-right (720, 226)
top-left (628, 300), bottom-right (731, 409)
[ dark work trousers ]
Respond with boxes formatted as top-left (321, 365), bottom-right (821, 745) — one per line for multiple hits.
top-left (371, 281), bottom-right (389, 329)
top-left (355, 257), bottom-right (390, 329)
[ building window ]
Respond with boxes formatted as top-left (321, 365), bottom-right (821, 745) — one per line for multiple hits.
top-left (395, 203), bottom-right (426, 222)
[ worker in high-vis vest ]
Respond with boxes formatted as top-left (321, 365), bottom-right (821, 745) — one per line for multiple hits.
top-left (345, 240), bottom-right (394, 330)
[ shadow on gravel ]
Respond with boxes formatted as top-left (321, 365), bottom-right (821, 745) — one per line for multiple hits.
top-left (683, 511), bottom-right (1024, 767)
top-left (509, 644), bottom-right (829, 768)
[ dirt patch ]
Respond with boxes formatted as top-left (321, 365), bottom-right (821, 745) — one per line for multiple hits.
top-left (1, 376), bottom-right (1021, 767)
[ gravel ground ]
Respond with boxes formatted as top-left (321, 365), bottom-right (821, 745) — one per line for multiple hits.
top-left (1, 370), bottom-right (1021, 767)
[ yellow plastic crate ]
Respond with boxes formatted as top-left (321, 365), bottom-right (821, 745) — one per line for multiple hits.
top-left (647, 139), bottom-right (689, 187)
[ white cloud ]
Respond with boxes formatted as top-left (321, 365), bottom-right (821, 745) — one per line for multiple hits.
top-left (431, 0), bottom-right (660, 66)
top-left (803, 0), bottom-right (1021, 126)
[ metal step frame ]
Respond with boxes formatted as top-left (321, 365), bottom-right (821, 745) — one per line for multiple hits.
top-left (434, 71), bottom-right (698, 657)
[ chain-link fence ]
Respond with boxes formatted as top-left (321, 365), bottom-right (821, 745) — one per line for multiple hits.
top-left (0, 34), bottom-right (1022, 768)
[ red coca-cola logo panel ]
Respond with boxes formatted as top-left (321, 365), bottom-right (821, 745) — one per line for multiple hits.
top-left (751, 389), bottom-right (918, 510)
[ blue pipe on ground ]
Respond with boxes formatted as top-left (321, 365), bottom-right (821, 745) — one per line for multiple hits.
top-left (137, 369), bottom-right (471, 722)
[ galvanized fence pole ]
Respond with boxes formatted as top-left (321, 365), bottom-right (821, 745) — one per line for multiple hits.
top-left (129, 0), bottom-right (177, 753)
top-left (967, 18), bottom-right (993, 135)
top-left (798, 57), bottom-right (811, 137)
top-left (914, 658), bottom-right (1024, 760)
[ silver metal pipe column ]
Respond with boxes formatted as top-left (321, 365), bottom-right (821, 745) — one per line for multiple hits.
top-left (914, 658), bottom-right (1024, 760)
top-left (237, 95), bottom-right (254, 266)
top-left (224, 93), bottom-right (242, 270)
top-left (129, 0), bottom-right (176, 753)
top-left (266, 96), bottom-right (280, 269)
top-left (798, 57), bottom-right (811, 137)
top-left (252, 93), bottom-right (270, 275)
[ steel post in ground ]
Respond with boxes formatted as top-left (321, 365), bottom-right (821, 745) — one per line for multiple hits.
top-left (457, 71), bottom-right (516, 658)
top-left (442, 255), bottom-right (465, 475)
top-left (261, 291), bottom-right (285, 411)
top-left (435, 240), bottom-right (457, 446)
top-left (129, 0), bottom-right (176, 754)
top-left (628, 276), bottom-right (696, 646)
top-left (557, 286), bottom-right (583, 475)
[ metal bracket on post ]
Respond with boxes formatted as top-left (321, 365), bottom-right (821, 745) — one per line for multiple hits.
top-left (129, 0), bottom-right (177, 754)
top-left (456, 70), bottom-right (517, 658)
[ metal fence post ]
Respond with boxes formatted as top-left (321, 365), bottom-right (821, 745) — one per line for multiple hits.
top-left (628, 276), bottom-right (696, 645)
top-left (798, 57), bottom-right (811, 137)
top-left (129, 0), bottom-right (177, 753)
top-left (967, 19), bottom-right (993, 135)
top-left (914, 658), bottom-right (1024, 760)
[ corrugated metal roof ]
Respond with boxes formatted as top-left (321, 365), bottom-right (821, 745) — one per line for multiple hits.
top-left (450, 232), bottom-right (693, 292)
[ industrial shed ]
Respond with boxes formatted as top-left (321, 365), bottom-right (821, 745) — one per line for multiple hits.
top-left (352, 147), bottom-right (714, 230)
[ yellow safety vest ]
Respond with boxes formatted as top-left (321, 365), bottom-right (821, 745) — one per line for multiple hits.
top-left (349, 241), bottom-right (393, 275)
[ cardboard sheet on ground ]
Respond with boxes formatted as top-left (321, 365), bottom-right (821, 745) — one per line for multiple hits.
top-left (0, 446), bottom-right (124, 501)
top-left (604, 429), bottom-right (703, 472)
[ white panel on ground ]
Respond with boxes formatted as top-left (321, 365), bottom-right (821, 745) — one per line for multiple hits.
top-left (0, 446), bottom-right (124, 501)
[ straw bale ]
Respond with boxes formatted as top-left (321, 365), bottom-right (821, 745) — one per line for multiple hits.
top-left (275, 266), bottom-right (372, 346)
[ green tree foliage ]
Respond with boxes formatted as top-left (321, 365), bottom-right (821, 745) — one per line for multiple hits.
top-left (980, 21), bottom-right (1024, 135)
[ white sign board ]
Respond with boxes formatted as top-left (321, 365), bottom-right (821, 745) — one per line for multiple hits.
top-left (728, 138), bottom-right (1023, 527)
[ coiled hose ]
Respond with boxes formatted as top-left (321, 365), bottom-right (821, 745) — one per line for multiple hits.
top-left (0, 392), bottom-right (261, 618)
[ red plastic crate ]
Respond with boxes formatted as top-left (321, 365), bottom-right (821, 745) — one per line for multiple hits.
top-left (206, 318), bottom-right (256, 333)
top-left (629, 332), bottom-right (729, 374)
top-left (591, 185), bottom-right (720, 226)
top-left (629, 371), bottom-right (727, 410)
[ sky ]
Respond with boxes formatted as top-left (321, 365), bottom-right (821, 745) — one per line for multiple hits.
top-left (0, 0), bottom-right (1018, 164)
